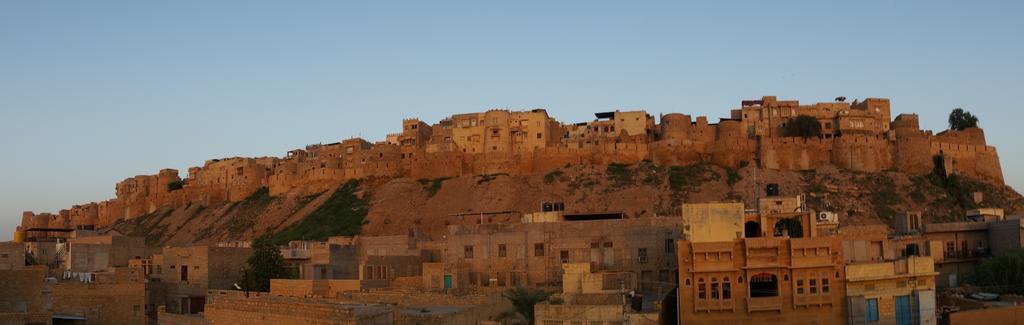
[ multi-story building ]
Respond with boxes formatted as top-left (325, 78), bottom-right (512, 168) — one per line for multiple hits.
top-left (440, 214), bottom-right (680, 297)
top-left (733, 96), bottom-right (891, 139)
top-left (564, 110), bottom-right (655, 147)
top-left (358, 234), bottom-right (426, 282)
top-left (676, 201), bottom-right (847, 324)
top-left (878, 209), bottom-right (1024, 288)
top-left (155, 245), bottom-right (251, 315)
top-left (280, 239), bottom-right (359, 280)
top-left (52, 267), bottom-right (148, 325)
top-left (535, 262), bottom-right (660, 325)
top-left (844, 256), bottom-right (937, 325)
top-left (63, 234), bottom-right (157, 273)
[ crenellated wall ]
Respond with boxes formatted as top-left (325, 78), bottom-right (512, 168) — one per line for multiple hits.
top-left (21, 96), bottom-right (1006, 234)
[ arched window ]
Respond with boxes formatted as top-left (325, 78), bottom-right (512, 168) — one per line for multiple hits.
top-left (750, 273), bottom-right (779, 297)
top-left (723, 277), bottom-right (732, 299)
top-left (745, 221), bottom-right (761, 238)
top-left (774, 218), bottom-right (804, 238)
top-left (698, 278), bottom-right (707, 299)
top-left (711, 277), bottom-right (719, 299)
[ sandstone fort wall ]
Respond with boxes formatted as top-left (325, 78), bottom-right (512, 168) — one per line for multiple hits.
top-left (21, 97), bottom-right (1005, 236)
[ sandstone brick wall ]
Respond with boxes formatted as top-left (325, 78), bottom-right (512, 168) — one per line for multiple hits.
top-left (268, 279), bottom-right (385, 298)
top-left (394, 300), bottom-right (513, 325)
top-left (0, 266), bottom-right (47, 315)
top-left (0, 243), bottom-right (26, 271)
top-left (0, 312), bottom-right (51, 325)
top-left (269, 279), bottom-right (327, 297)
top-left (157, 307), bottom-right (210, 325)
top-left (203, 294), bottom-right (393, 325)
top-left (334, 291), bottom-right (501, 307)
top-left (948, 305), bottom-right (1024, 325)
top-left (53, 281), bottom-right (146, 325)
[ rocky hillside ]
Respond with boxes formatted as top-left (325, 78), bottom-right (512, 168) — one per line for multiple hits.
top-left (111, 162), bottom-right (1024, 246)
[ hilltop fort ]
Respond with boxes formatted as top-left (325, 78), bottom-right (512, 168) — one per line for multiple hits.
top-left (16, 96), bottom-right (1005, 238)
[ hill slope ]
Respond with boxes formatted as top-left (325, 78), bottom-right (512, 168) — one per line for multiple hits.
top-left (111, 162), bottom-right (1024, 245)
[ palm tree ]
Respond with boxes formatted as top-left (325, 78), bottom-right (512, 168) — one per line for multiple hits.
top-left (502, 286), bottom-right (553, 325)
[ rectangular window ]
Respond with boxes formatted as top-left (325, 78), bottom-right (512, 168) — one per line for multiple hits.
top-left (797, 279), bottom-right (804, 294)
top-left (665, 239), bottom-right (674, 253)
top-left (464, 246), bottom-right (474, 259)
top-left (809, 279), bottom-right (817, 294)
top-left (637, 248), bottom-right (648, 264)
top-left (535, 243), bottom-right (545, 257)
top-left (698, 282), bottom-right (706, 299)
top-left (498, 244), bottom-right (507, 258)
top-left (711, 281), bottom-right (719, 299)
top-left (822, 278), bottom-right (830, 293)
top-left (865, 298), bottom-right (879, 322)
top-left (560, 250), bottom-right (570, 263)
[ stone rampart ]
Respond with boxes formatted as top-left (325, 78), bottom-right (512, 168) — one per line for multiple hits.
top-left (24, 99), bottom-right (1006, 233)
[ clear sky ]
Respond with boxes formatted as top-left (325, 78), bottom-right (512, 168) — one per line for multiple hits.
top-left (1, 1), bottom-right (1022, 240)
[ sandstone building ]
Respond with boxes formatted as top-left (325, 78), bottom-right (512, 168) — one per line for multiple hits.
top-left (440, 215), bottom-right (681, 297)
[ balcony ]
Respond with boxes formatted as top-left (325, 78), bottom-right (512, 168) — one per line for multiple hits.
top-left (794, 293), bottom-right (833, 307)
top-left (281, 248), bottom-right (311, 260)
top-left (747, 296), bottom-right (783, 312)
top-left (941, 248), bottom-right (990, 262)
top-left (695, 298), bottom-right (735, 312)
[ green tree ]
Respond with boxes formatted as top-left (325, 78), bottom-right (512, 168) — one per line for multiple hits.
top-left (948, 108), bottom-right (979, 130)
top-left (502, 286), bottom-right (552, 325)
top-left (167, 180), bottom-right (184, 191)
top-left (243, 232), bottom-right (290, 292)
top-left (782, 115), bottom-right (822, 138)
top-left (963, 249), bottom-right (1024, 293)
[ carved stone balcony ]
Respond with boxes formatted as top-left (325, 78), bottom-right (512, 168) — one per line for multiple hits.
top-left (747, 296), bottom-right (783, 312)
top-left (695, 298), bottom-right (735, 312)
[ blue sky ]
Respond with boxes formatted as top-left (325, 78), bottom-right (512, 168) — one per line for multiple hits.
top-left (1, 1), bottom-right (1022, 240)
